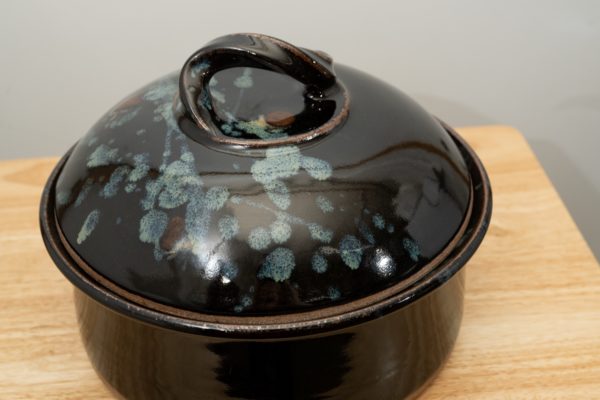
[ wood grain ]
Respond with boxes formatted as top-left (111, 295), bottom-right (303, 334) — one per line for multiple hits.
top-left (0, 126), bottom-right (599, 399)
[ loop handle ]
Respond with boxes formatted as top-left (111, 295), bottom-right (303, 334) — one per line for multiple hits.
top-left (179, 33), bottom-right (348, 148)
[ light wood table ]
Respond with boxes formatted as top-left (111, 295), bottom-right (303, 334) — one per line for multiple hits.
top-left (1, 126), bottom-right (599, 399)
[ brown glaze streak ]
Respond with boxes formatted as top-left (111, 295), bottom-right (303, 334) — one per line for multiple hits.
top-left (41, 124), bottom-right (491, 338)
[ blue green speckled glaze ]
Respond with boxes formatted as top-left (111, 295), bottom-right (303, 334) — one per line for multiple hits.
top-left (52, 58), bottom-right (470, 315)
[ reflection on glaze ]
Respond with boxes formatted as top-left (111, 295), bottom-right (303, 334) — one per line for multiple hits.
top-left (372, 248), bottom-right (396, 278)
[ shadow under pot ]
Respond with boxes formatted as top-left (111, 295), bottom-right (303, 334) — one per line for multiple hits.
top-left (40, 33), bottom-right (492, 400)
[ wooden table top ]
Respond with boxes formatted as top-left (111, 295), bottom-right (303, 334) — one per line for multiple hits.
top-left (1, 126), bottom-right (599, 399)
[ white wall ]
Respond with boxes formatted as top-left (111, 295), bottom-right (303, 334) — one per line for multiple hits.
top-left (2, 0), bottom-right (599, 259)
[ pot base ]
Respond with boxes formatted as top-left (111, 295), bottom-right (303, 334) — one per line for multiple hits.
top-left (75, 269), bottom-right (464, 400)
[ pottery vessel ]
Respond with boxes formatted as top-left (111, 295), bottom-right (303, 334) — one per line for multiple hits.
top-left (40, 33), bottom-right (492, 399)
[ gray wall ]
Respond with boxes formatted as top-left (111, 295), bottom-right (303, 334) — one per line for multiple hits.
top-left (2, 0), bottom-right (599, 259)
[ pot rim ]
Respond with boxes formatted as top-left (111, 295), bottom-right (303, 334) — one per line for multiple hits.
top-left (40, 121), bottom-right (492, 339)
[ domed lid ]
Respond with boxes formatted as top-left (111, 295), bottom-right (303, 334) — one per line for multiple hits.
top-left (49, 33), bottom-right (473, 317)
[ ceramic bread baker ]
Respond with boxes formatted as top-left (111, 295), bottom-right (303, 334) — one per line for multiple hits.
top-left (40, 33), bottom-right (492, 399)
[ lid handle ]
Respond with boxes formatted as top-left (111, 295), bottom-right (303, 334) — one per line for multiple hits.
top-left (179, 33), bottom-right (348, 147)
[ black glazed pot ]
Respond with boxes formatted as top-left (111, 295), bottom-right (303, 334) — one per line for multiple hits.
top-left (40, 33), bottom-right (492, 399)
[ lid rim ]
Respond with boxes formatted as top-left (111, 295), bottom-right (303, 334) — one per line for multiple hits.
top-left (40, 122), bottom-right (492, 338)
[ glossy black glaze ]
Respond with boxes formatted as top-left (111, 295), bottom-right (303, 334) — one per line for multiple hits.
top-left (39, 33), bottom-right (493, 400)
top-left (52, 35), bottom-right (470, 315)
top-left (74, 268), bottom-right (464, 400)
